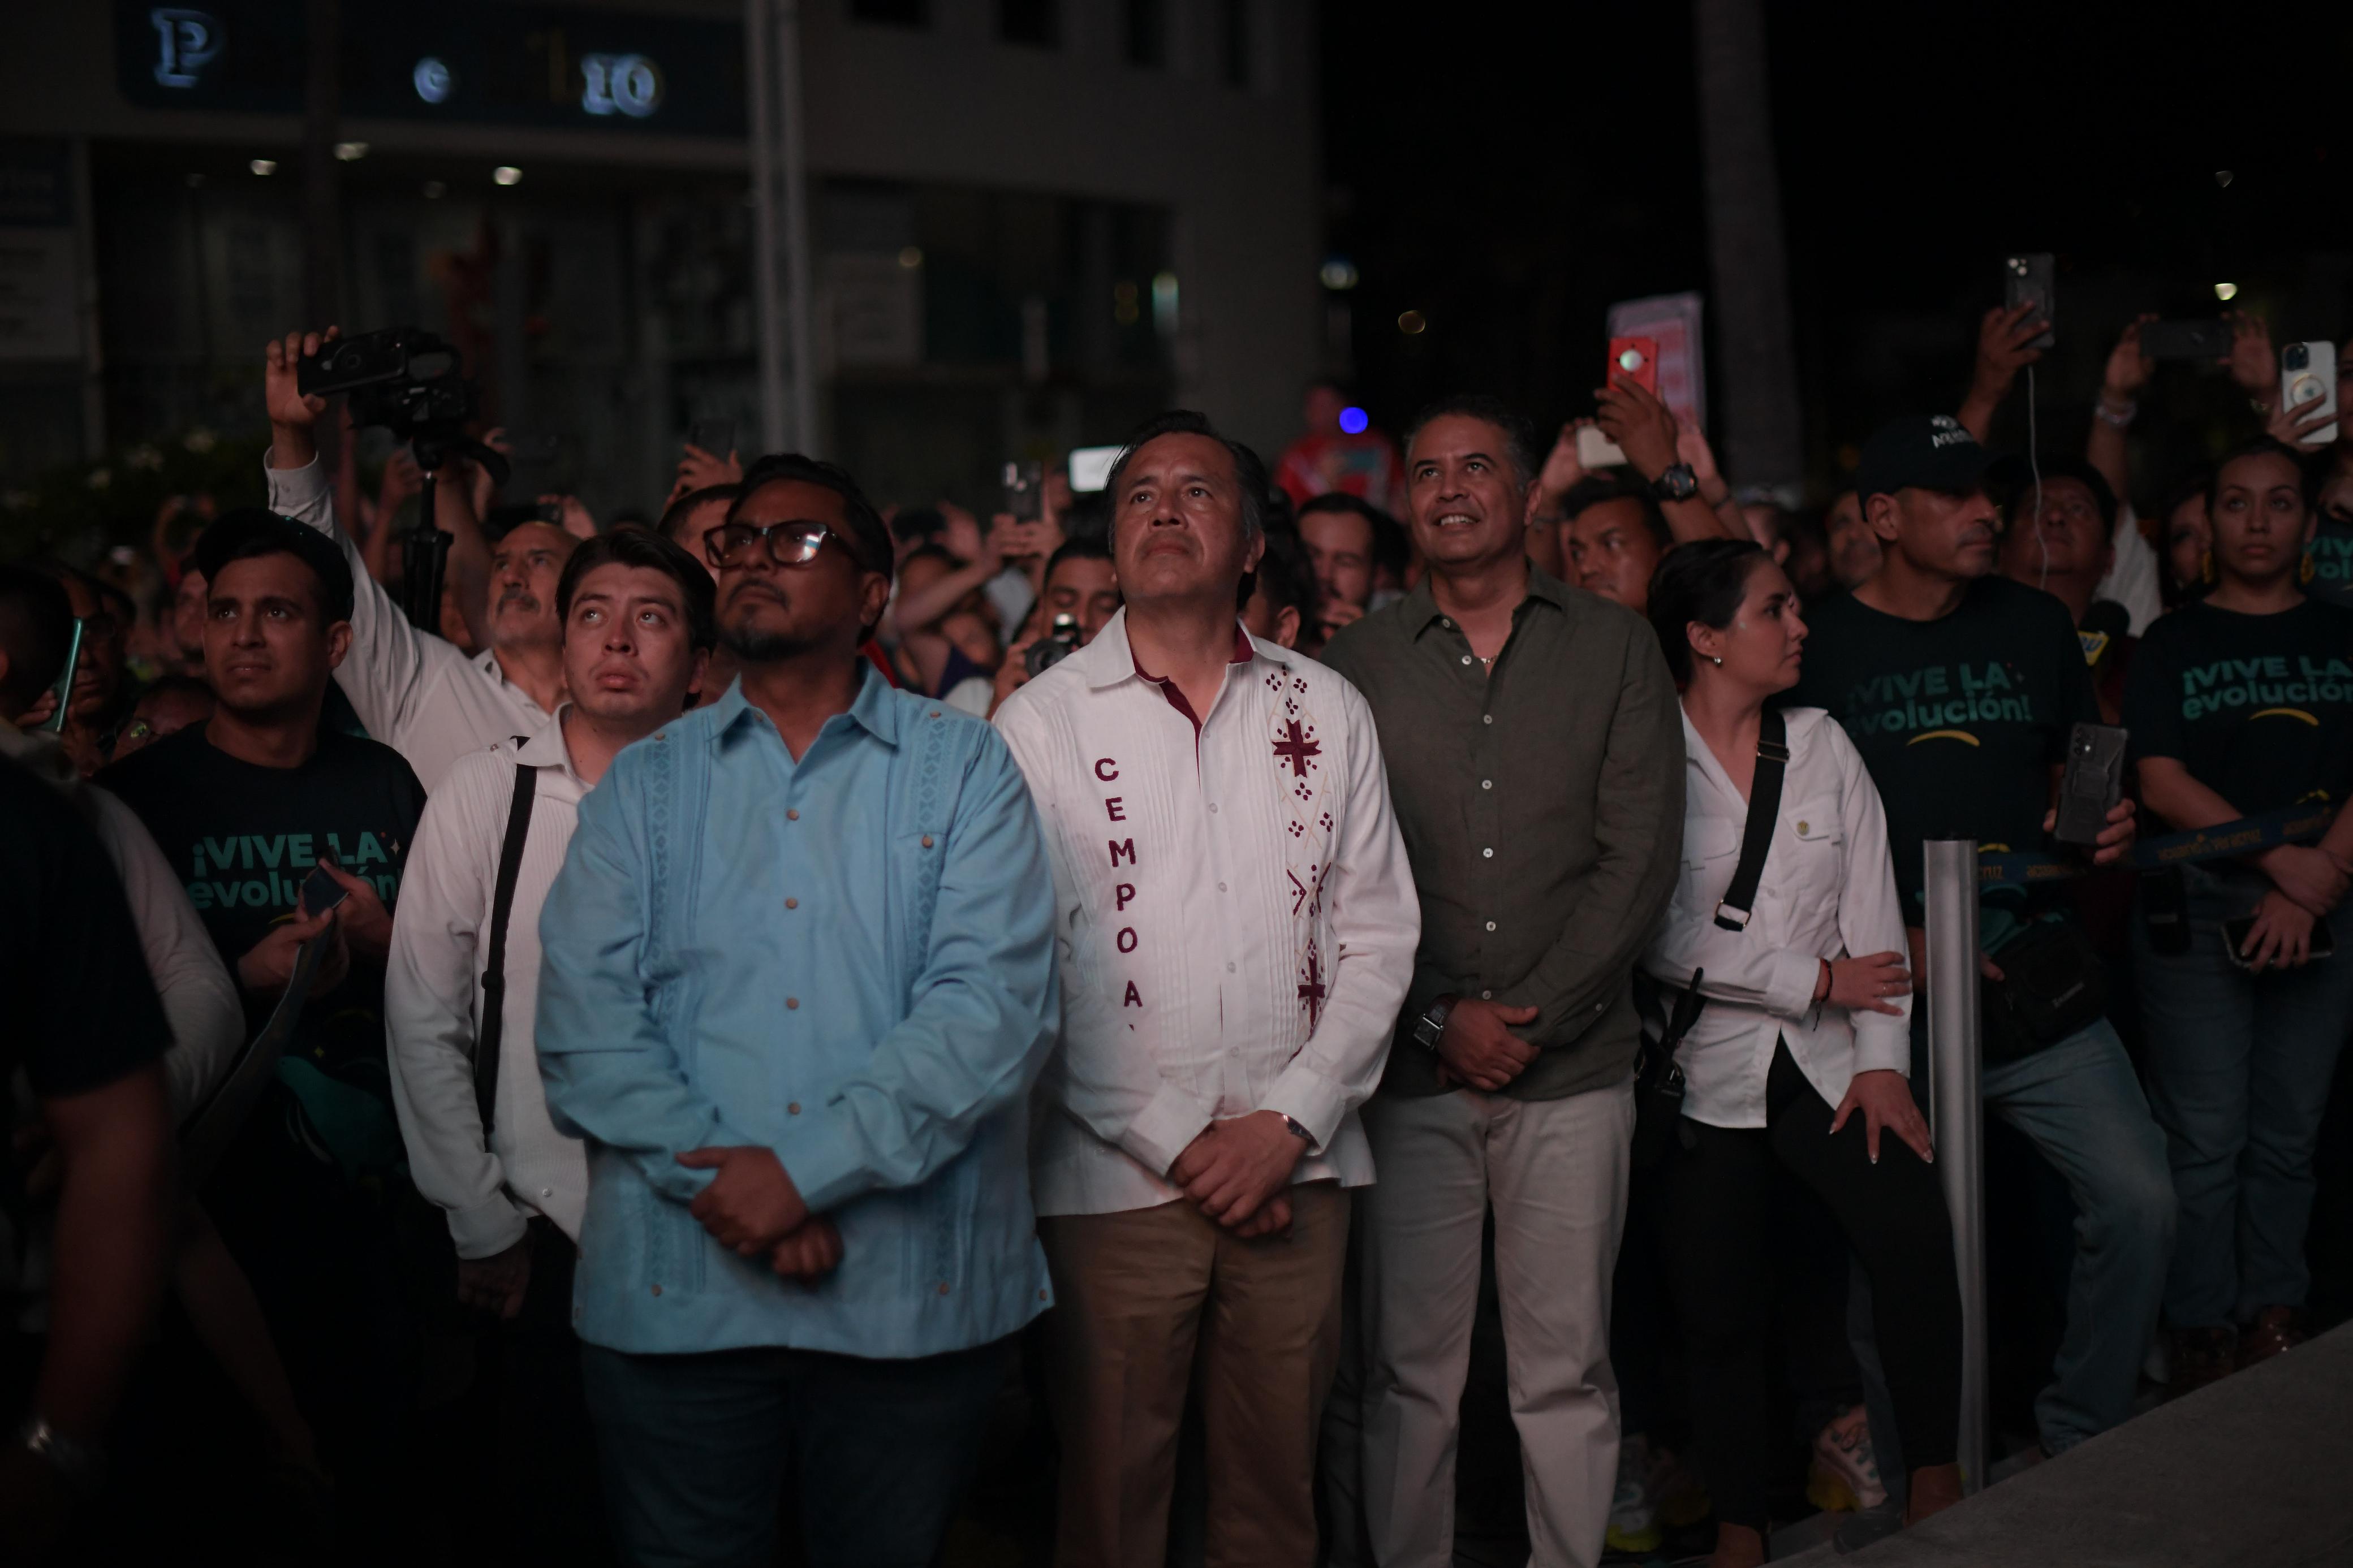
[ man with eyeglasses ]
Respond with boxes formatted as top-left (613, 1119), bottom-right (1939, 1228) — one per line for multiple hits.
top-left (535, 453), bottom-right (1060, 1567)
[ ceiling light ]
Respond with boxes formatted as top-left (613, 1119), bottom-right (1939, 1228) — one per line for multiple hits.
top-left (2214, 282), bottom-right (2238, 302)
top-left (249, 158), bottom-right (276, 176)
top-left (493, 165), bottom-right (523, 187)
top-left (1398, 310), bottom-right (1427, 335)
top-left (334, 140), bottom-right (368, 162)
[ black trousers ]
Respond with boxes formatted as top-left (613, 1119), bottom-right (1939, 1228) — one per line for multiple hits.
top-left (1656, 1041), bottom-right (1960, 1530)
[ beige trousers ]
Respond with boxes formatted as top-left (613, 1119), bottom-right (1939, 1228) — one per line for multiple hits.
top-left (1038, 1185), bottom-right (1351, 1568)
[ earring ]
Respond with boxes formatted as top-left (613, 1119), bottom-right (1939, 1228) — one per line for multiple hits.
top-left (2300, 552), bottom-right (2317, 586)
top-left (2200, 550), bottom-right (2217, 585)
top-left (1709, 654), bottom-right (1724, 667)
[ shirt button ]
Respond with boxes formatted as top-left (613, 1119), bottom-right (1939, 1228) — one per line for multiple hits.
top-left (650, 1284), bottom-right (662, 1297)
top-left (1594, 1001), bottom-right (1605, 1013)
top-left (1483, 714), bottom-right (1494, 725)
top-left (1038, 1288), bottom-right (1049, 1302)
top-left (1483, 848), bottom-right (1494, 858)
top-left (1485, 920), bottom-right (1497, 932)
top-left (539, 1187), bottom-right (553, 1198)
top-left (1480, 990), bottom-right (1492, 1000)
top-left (786, 809), bottom-right (799, 821)
top-left (921, 835), bottom-right (934, 848)
top-left (1208, 802), bottom-right (1219, 814)
top-left (785, 897), bottom-right (798, 910)
top-left (1441, 617), bottom-right (1454, 629)
top-left (788, 1102), bottom-right (801, 1115)
top-left (937, 1281), bottom-right (951, 1296)
top-left (1226, 961), bottom-right (1236, 973)
top-left (1217, 882), bottom-right (1227, 893)
top-left (1460, 655), bottom-right (1473, 666)
top-left (1481, 779), bottom-right (1492, 790)
top-left (786, 997), bottom-right (800, 1010)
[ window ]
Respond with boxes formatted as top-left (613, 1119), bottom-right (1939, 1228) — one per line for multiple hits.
top-left (1219, 0), bottom-right (1251, 89)
top-left (998, 0), bottom-right (1057, 47)
top-left (848, 0), bottom-right (928, 26)
top-left (1124, 0), bottom-right (1164, 67)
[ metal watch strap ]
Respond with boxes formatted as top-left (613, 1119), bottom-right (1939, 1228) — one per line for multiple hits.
top-left (1281, 1115), bottom-right (1313, 1142)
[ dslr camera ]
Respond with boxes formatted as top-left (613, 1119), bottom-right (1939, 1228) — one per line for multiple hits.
top-left (1025, 612), bottom-right (1082, 677)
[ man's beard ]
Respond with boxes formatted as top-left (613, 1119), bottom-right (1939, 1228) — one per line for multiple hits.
top-left (721, 616), bottom-right (814, 663)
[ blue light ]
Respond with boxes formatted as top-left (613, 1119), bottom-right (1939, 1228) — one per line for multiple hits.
top-left (1338, 407), bottom-right (1369, 435)
top-left (413, 57), bottom-right (453, 105)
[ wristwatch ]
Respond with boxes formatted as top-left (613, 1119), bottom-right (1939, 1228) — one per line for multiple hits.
top-left (1650, 463), bottom-right (1700, 502)
top-left (1413, 994), bottom-right (1458, 1054)
top-left (1280, 1115), bottom-right (1314, 1143)
top-left (18, 1415), bottom-right (106, 1502)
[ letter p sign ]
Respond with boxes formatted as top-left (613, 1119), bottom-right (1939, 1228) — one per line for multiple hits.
top-left (152, 8), bottom-right (222, 88)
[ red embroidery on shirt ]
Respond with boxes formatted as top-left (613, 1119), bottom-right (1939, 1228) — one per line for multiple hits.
top-left (1272, 719), bottom-right (1322, 778)
top-left (1298, 941), bottom-right (1327, 1030)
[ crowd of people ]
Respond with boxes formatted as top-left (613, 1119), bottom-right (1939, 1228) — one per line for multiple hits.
top-left (3, 297), bottom-right (2351, 1568)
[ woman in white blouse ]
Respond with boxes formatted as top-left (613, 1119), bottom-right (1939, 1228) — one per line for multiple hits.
top-left (1640, 539), bottom-right (1962, 1568)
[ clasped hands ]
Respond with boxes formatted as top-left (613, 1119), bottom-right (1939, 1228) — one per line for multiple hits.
top-left (1168, 1111), bottom-right (1306, 1239)
top-left (676, 1146), bottom-right (842, 1281)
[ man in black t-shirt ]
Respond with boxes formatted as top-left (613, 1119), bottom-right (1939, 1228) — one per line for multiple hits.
top-left (96, 509), bottom-right (427, 1526)
top-left (1786, 416), bottom-right (2174, 1467)
top-left (0, 764), bottom-right (175, 1551)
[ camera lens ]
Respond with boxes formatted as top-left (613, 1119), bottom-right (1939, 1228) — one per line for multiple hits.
top-left (2286, 345), bottom-right (2308, 370)
top-left (1617, 347), bottom-right (1641, 371)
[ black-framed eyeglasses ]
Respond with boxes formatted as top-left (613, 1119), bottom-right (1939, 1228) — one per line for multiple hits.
top-left (704, 519), bottom-right (868, 572)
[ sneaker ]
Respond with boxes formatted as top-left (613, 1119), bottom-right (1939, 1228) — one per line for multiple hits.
top-left (2236, 1307), bottom-right (2304, 1370)
top-left (1806, 1405), bottom-right (1887, 1513)
top-left (2167, 1326), bottom-right (2238, 1394)
top-left (1605, 1433), bottom-right (1662, 1554)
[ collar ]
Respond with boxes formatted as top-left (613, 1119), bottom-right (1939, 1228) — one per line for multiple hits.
top-left (1075, 608), bottom-right (1284, 691)
top-left (709, 659), bottom-right (902, 750)
top-left (1402, 565), bottom-right (1571, 638)
top-left (515, 703), bottom-right (587, 785)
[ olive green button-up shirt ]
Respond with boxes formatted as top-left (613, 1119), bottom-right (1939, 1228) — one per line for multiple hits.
top-left (1320, 569), bottom-right (1684, 1100)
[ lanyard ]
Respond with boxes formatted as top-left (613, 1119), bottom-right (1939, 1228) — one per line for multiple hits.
top-left (1972, 804), bottom-right (2335, 887)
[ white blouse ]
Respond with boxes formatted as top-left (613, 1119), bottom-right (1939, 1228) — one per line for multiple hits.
top-left (1642, 705), bottom-right (1912, 1129)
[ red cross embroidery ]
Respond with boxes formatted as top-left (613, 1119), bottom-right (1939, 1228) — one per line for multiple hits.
top-left (1298, 942), bottom-right (1328, 1030)
top-left (1272, 719), bottom-right (1322, 778)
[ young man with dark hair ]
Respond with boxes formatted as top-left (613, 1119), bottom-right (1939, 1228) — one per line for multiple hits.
top-left (986, 535), bottom-right (1123, 714)
top-left (387, 526), bottom-right (714, 1565)
top-left (261, 327), bottom-right (577, 790)
top-left (996, 409), bottom-right (1417, 1566)
top-left (535, 452), bottom-right (1058, 1567)
top-left (1323, 393), bottom-right (1684, 1568)
top-left (658, 482), bottom-right (743, 567)
top-left (97, 507), bottom-right (429, 1533)
top-left (1784, 414), bottom-right (2170, 1474)
top-left (1298, 493), bottom-right (1386, 645)
top-left (1559, 470), bottom-right (1675, 615)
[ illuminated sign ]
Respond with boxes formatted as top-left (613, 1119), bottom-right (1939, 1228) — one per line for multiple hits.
top-left (114, 1), bottom-right (743, 136)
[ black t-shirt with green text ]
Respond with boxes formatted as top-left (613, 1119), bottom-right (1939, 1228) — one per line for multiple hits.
top-left (98, 724), bottom-right (425, 1137)
top-left (2122, 596), bottom-right (2353, 818)
top-left (1784, 576), bottom-right (2099, 922)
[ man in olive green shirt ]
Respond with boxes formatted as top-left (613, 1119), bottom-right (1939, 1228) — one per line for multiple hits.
top-left (1321, 394), bottom-right (1683, 1568)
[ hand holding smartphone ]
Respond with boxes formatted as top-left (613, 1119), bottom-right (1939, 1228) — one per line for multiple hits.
top-left (301, 860), bottom-right (351, 919)
top-left (2281, 342), bottom-right (2339, 448)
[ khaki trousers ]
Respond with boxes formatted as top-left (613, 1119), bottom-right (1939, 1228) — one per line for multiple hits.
top-left (1357, 1083), bottom-right (1633, 1568)
top-left (1039, 1185), bottom-right (1351, 1568)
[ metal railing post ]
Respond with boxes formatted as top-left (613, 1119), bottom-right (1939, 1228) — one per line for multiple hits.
top-left (1923, 837), bottom-right (1987, 1492)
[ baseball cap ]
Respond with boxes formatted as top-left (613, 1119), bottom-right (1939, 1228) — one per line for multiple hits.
top-left (1853, 415), bottom-right (1994, 502)
top-left (191, 508), bottom-right (357, 625)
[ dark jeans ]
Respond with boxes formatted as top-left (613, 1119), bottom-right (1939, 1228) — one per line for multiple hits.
top-left (581, 1332), bottom-right (1013, 1568)
top-left (1656, 1043), bottom-right (1960, 1530)
top-left (486, 1218), bottom-right (610, 1566)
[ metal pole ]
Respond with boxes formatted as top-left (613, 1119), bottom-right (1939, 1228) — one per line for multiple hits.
top-left (745, 0), bottom-right (816, 456)
top-left (1923, 837), bottom-right (1988, 1493)
top-left (745, 0), bottom-right (788, 455)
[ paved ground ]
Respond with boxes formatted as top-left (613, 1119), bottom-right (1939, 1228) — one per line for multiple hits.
top-left (1791, 1321), bottom-right (2353, 1566)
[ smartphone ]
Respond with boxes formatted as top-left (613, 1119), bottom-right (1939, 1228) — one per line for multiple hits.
top-left (1607, 335), bottom-right (1659, 396)
top-left (1575, 426), bottom-right (1627, 469)
top-left (534, 499), bottom-right (566, 527)
top-left (688, 418), bottom-right (735, 459)
top-left (2140, 320), bottom-right (2232, 362)
top-left (2223, 914), bottom-right (2336, 969)
top-left (38, 619), bottom-right (84, 735)
top-left (2282, 342), bottom-right (2339, 447)
top-left (1002, 459), bottom-right (1044, 522)
top-left (1067, 445), bottom-right (1121, 494)
top-left (300, 861), bottom-right (350, 918)
top-left (2003, 253), bottom-right (2055, 349)
top-left (2053, 722), bottom-right (2127, 846)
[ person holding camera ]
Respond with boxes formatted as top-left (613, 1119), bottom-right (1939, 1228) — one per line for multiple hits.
top-left (2125, 439), bottom-right (2353, 1389)
top-left (994, 411), bottom-right (1416, 1567)
top-left (262, 329), bottom-right (577, 792)
top-left (1641, 539), bottom-right (1963, 1568)
top-left (1783, 415), bottom-right (2167, 1470)
top-left (986, 536), bottom-right (1121, 715)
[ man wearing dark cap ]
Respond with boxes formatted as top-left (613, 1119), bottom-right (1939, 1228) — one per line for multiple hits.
top-left (98, 508), bottom-right (429, 1518)
top-left (535, 454), bottom-right (1059, 1567)
top-left (1783, 417), bottom-right (2172, 1471)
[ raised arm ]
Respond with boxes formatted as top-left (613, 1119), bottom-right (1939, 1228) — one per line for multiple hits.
top-left (1596, 374), bottom-right (1739, 542)
top-left (1956, 301), bottom-right (2046, 444)
top-left (775, 732), bottom-right (1059, 1212)
top-left (2089, 316), bottom-right (2156, 504)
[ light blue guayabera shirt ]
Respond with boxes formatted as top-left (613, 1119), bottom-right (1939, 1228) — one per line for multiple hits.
top-left (535, 667), bottom-right (1059, 1359)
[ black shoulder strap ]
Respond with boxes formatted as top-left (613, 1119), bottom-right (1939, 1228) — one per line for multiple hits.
top-left (475, 753), bottom-right (540, 1133)
top-left (1713, 706), bottom-right (1789, 932)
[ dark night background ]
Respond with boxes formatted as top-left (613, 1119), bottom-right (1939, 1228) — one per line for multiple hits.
top-left (1320, 0), bottom-right (2353, 501)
